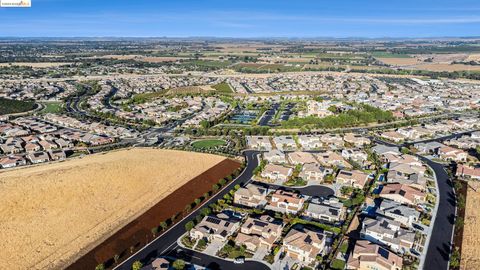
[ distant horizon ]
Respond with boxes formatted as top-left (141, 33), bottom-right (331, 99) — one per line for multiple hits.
top-left (1, 36), bottom-right (480, 40)
top-left (1, 0), bottom-right (479, 38)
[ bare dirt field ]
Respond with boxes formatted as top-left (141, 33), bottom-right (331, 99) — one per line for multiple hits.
top-left (0, 148), bottom-right (228, 270)
top-left (460, 181), bottom-right (480, 270)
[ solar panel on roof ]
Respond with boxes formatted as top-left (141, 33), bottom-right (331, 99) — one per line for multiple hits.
top-left (378, 247), bottom-right (390, 259)
top-left (206, 217), bottom-right (221, 224)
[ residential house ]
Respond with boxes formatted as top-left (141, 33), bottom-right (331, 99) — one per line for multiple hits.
top-left (361, 216), bottom-right (415, 253)
top-left (380, 131), bottom-right (406, 143)
top-left (27, 152), bottom-right (50, 164)
top-left (300, 163), bottom-right (330, 183)
top-left (190, 212), bottom-right (241, 243)
top-left (371, 145), bottom-right (400, 157)
top-left (343, 133), bottom-right (371, 147)
top-left (456, 164), bottom-right (480, 180)
top-left (346, 240), bottom-right (403, 270)
top-left (413, 141), bottom-right (445, 154)
top-left (315, 151), bottom-right (352, 169)
top-left (247, 136), bottom-right (272, 150)
top-left (261, 164), bottom-right (293, 182)
top-left (0, 155), bottom-right (26, 169)
top-left (283, 227), bottom-right (326, 266)
top-left (438, 146), bottom-right (468, 162)
top-left (379, 184), bottom-right (426, 206)
top-left (303, 197), bottom-right (345, 224)
top-left (336, 170), bottom-right (371, 189)
top-left (273, 136), bottom-right (297, 151)
top-left (298, 135), bottom-right (322, 150)
top-left (233, 183), bottom-right (268, 208)
top-left (287, 151), bottom-right (317, 165)
top-left (263, 150), bottom-right (287, 164)
top-left (48, 149), bottom-right (66, 161)
top-left (267, 190), bottom-right (305, 214)
top-left (378, 199), bottom-right (420, 228)
top-left (236, 215), bottom-right (283, 252)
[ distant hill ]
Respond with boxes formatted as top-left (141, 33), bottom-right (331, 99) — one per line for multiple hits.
top-left (0, 97), bottom-right (36, 115)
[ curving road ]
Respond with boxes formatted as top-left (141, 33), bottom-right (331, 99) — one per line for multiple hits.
top-left (114, 150), bottom-right (270, 270)
top-left (374, 138), bottom-right (455, 270)
top-left (419, 157), bottom-right (455, 270)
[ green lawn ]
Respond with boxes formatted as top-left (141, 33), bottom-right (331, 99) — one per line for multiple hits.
top-left (40, 102), bottom-right (64, 114)
top-left (192, 139), bottom-right (226, 149)
top-left (0, 97), bottom-right (36, 115)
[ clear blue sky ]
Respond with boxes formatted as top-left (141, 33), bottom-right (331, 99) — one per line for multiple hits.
top-left (1, 0), bottom-right (480, 38)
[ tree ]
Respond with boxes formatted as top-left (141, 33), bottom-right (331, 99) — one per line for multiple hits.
top-left (160, 221), bottom-right (168, 231)
top-left (184, 204), bottom-right (192, 214)
top-left (450, 247), bottom-right (461, 268)
top-left (95, 264), bottom-right (105, 270)
top-left (132, 260), bottom-right (143, 270)
top-left (185, 221), bottom-right (195, 231)
top-left (194, 198), bottom-right (201, 206)
top-left (172, 259), bottom-right (186, 270)
top-left (151, 227), bottom-right (159, 237)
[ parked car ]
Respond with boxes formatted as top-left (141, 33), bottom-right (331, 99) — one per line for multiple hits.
top-left (234, 257), bottom-right (245, 264)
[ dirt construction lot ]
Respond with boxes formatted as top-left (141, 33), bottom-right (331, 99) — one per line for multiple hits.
top-left (461, 181), bottom-right (480, 270)
top-left (0, 148), bottom-right (227, 270)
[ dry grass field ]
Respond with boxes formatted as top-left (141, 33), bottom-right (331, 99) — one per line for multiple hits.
top-left (460, 181), bottom-right (480, 270)
top-left (0, 62), bottom-right (71, 67)
top-left (413, 63), bottom-right (480, 72)
top-left (376, 57), bottom-right (421, 66)
top-left (0, 148), bottom-right (226, 270)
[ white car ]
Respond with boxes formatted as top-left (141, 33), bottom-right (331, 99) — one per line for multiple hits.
top-left (234, 257), bottom-right (245, 264)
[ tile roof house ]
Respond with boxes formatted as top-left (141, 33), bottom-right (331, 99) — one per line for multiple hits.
top-left (371, 145), bottom-right (400, 157)
top-left (380, 131), bottom-right (406, 143)
top-left (48, 149), bottom-right (66, 161)
top-left (413, 141), bottom-right (445, 154)
top-left (247, 136), bottom-right (272, 150)
top-left (303, 197), bottom-right (345, 224)
top-left (299, 163), bottom-right (331, 183)
top-left (343, 133), bottom-right (371, 147)
top-left (273, 136), bottom-right (297, 151)
top-left (235, 215), bottom-right (283, 252)
top-left (190, 213), bottom-right (241, 243)
top-left (346, 240), bottom-right (403, 270)
top-left (386, 163), bottom-right (427, 191)
top-left (261, 164), bottom-right (293, 182)
top-left (378, 199), bottom-right (420, 228)
top-left (336, 170), bottom-right (371, 189)
top-left (297, 135), bottom-right (322, 150)
top-left (379, 183), bottom-right (426, 206)
top-left (26, 151), bottom-right (49, 164)
top-left (361, 216), bottom-right (415, 253)
top-left (283, 227), bottom-right (326, 266)
top-left (315, 151), bottom-right (352, 169)
top-left (266, 190), bottom-right (305, 214)
top-left (287, 151), bottom-right (318, 165)
top-left (0, 155), bottom-right (26, 169)
top-left (263, 150), bottom-right (287, 164)
top-left (456, 164), bottom-right (480, 180)
top-left (233, 183), bottom-right (268, 208)
top-left (438, 146), bottom-right (468, 162)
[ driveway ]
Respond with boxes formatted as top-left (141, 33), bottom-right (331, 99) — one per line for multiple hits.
top-left (252, 246), bottom-right (269, 261)
top-left (204, 239), bottom-right (224, 256)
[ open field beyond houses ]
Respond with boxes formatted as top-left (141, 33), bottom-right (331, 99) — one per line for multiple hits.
top-left (0, 148), bottom-right (229, 270)
top-left (461, 181), bottom-right (480, 270)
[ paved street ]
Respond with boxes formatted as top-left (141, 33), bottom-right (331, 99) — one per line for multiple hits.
top-left (420, 158), bottom-right (455, 270)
